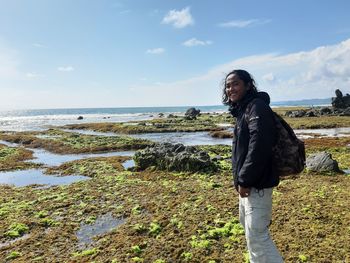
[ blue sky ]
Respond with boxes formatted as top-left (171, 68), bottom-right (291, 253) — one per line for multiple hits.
top-left (1, 0), bottom-right (350, 109)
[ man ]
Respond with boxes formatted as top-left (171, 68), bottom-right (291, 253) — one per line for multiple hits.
top-left (222, 69), bottom-right (283, 263)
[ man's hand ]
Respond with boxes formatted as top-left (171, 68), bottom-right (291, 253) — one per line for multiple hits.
top-left (238, 185), bottom-right (251, 198)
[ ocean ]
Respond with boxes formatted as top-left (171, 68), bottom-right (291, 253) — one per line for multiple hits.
top-left (0, 102), bottom-right (330, 131)
top-left (0, 105), bottom-right (228, 131)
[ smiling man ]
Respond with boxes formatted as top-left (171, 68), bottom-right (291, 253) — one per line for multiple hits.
top-left (223, 69), bottom-right (283, 263)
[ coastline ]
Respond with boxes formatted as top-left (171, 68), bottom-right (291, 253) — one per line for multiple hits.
top-left (0, 106), bottom-right (349, 262)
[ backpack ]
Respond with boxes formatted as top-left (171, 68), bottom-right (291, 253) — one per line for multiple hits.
top-left (245, 101), bottom-right (306, 177)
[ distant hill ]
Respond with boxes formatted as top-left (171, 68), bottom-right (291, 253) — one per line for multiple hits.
top-left (271, 98), bottom-right (331, 107)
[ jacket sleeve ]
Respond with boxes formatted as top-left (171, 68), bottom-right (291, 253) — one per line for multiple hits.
top-left (237, 99), bottom-right (275, 188)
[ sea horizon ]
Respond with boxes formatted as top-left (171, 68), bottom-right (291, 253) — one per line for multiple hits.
top-left (0, 97), bottom-right (332, 116)
top-left (0, 98), bottom-right (332, 132)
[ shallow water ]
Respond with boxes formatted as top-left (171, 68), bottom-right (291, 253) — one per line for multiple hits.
top-left (76, 213), bottom-right (125, 248)
top-left (129, 131), bottom-right (232, 146)
top-left (295, 127), bottom-right (350, 138)
top-left (0, 140), bottom-right (135, 167)
top-left (58, 129), bottom-right (232, 146)
top-left (29, 148), bottom-right (135, 167)
top-left (0, 169), bottom-right (89, 187)
top-left (0, 140), bottom-right (19, 147)
top-left (61, 127), bottom-right (350, 147)
top-left (0, 140), bottom-right (134, 187)
top-left (122, 159), bottom-right (135, 169)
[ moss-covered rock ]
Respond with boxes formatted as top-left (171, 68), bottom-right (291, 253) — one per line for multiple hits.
top-left (134, 143), bottom-right (217, 173)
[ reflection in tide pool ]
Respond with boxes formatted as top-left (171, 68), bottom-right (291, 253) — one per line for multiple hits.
top-left (76, 213), bottom-right (125, 248)
top-left (0, 139), bottom-right (135, 167)
top-left (130, 131), bottom-right (232, 146)
top-left (30, 148), bottom-right (135, 167)
top-left (0, 169), bottom-right (89, 187)
top-left (122, 159), bottom-right (135, 169)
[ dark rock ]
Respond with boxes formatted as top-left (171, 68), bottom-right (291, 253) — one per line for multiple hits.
top-left (319, 107), bottom-right (332, 115)
top-left (285, 90), bottom-right (350, 118)
top-left (339, 107), bottom-right (350, 116)
top-left (77, 116), bottom-right (83, 120)
top-left (332, 89), bottom-right (350, 109)
top-left (305, 111), bottom-right (316, 117)
top-left (185, 107), bottom-right (201, 120)
top-left (285, 110), bottom-right (306, 118)
top-left (133, 143), bottom-right (216, 173)
top-left (285, 111), bottom-right (293, 117)
top-left (306, 152), bottom-right (342, 173)
top-left (335, 89), bottom-right (343, 98)
top-left (158, 113), bottom-right (164, 118)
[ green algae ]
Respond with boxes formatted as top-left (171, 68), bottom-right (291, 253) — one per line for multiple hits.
top-left (0, 144), bottom-right (39, 171)
top-left (6, 251), bottom-right (21, 260)
top-left (148, 221), bottom-right (162, 237)
top-left (189, 217), bottom-right (244, 251)
top-left (0, 131), bottom-right (350, 262)
top-left (72, 247), bottom-right (99, 257)
top-left (0, 129), bottom-right (154, 154)
top-left (63, 115), bottom-right (226, 134)
top-left (45, 156), bottom-right (130, 177)
top-left (5, 223), bottom-right (29, 238)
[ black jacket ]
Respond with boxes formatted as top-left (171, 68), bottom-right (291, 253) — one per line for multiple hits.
top-left (230, 91), bottom-right (279, 190)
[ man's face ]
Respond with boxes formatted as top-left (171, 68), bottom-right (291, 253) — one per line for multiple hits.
top-left (225, 74), bottom-right (249, 103)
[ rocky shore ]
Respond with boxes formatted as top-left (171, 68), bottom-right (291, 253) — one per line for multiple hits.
top-left (0, 105), bottom-right (349, 262)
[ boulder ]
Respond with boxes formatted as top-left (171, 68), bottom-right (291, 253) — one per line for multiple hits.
top-left (168, 114), bottom-right (178, 118)
top-left (77, 116), bottom-right (83, 120)
top-left (133, 142), bottom-right (216, 173)
top-left (306, 152), bottom-right (342, 173)
top-left (185, 107), bottom-right (201, 120)
top-left (319, 107), bottom-right (332, 115)
top-left (305, 110), bottom-right (316, 117)
top-left (285, 110), bottom-right (306, 118)
top-left (339, 107), bottom-right (350, 116)
top-left (331, 89), bottom-right (350, 109)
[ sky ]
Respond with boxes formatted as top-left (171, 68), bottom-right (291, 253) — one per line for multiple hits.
top-left (1, 0), bottom-right (350, 110)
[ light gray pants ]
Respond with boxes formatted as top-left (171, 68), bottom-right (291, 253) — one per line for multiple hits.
top-left (239, 187), bottom-right (284, 263)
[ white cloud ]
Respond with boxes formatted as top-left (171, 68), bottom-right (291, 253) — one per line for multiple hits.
top-left (26, 72), bottom-right (43, 78)
top-left (32, 43), bottom-right (46, 48)
top-left (146, 48), bottom-right (165, 54)
top-left (162, 7), bottom-right (194, 28)
top-left (219, 19), bottom-right (271, 28)
top-left (183, 38), bottom-right (212, 47)
top-left (132, 38), bottom-right (350, 105)
top-left (262, 73), bottom-right (275, 82)
top-left (57, 66), bottom-right (74, 72)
